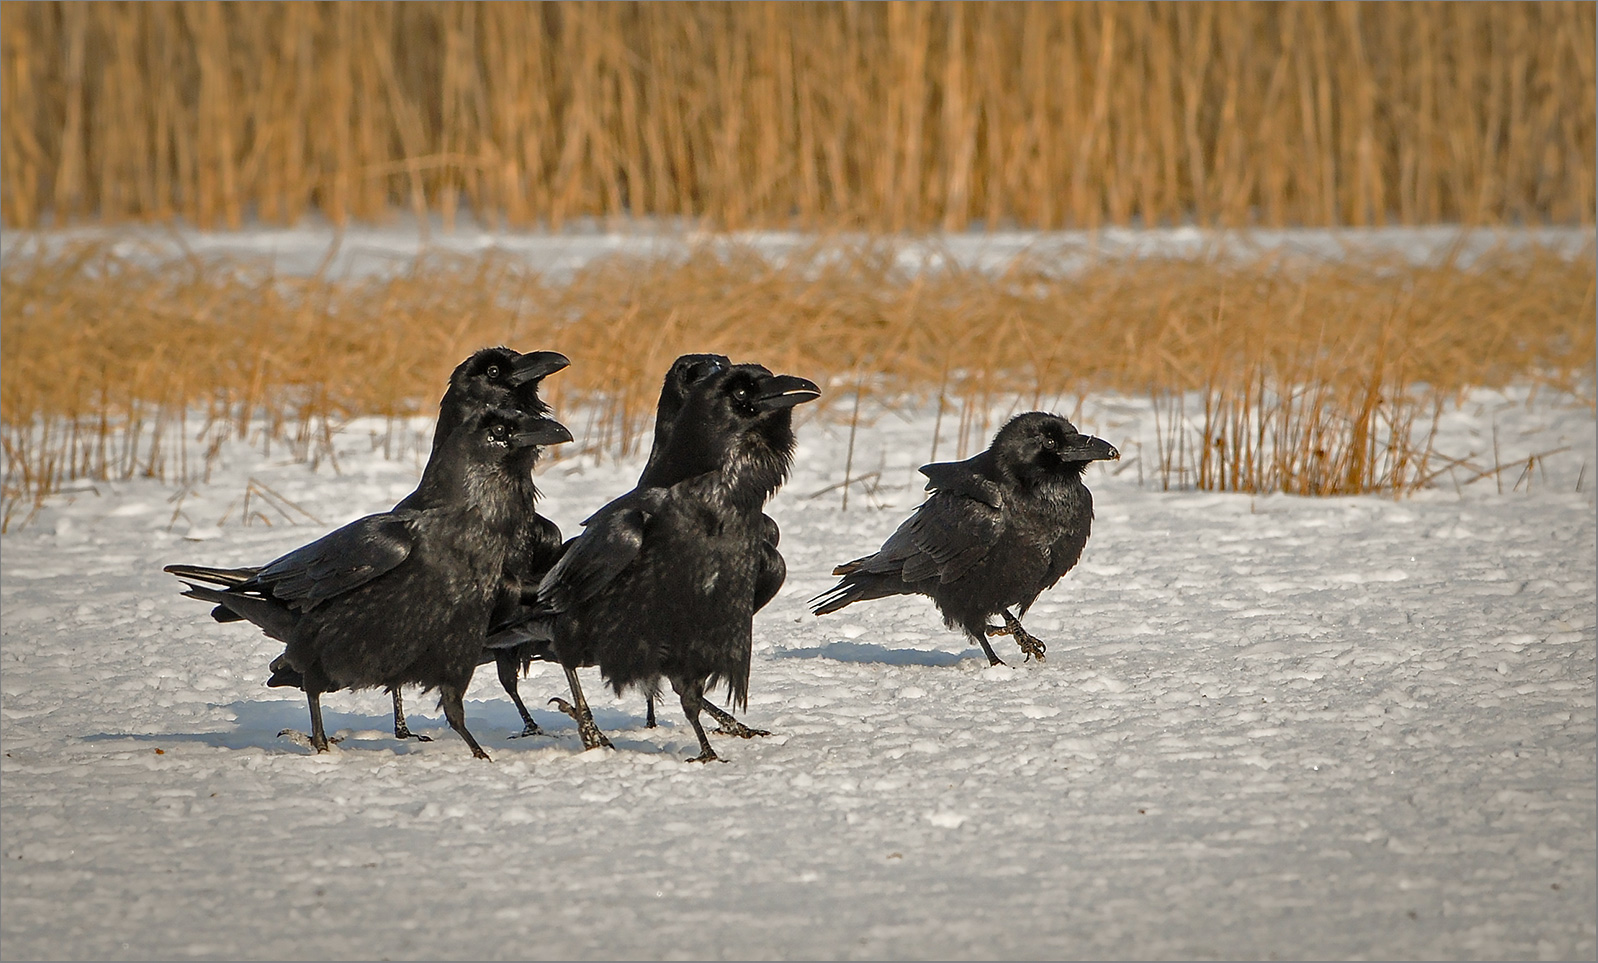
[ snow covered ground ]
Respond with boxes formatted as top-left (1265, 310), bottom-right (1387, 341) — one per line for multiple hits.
top-left (2, 376), bottom-right (1593, 959)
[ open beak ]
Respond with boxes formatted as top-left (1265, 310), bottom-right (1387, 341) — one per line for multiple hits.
top-left (753, 374), bottom-right (822, 412)
top-left (507, 350), bottom-right (571, 386)
top-left (1064, 435), bottom-right (1120, 462)
top-left (512, 417), bottom-right (574, 448)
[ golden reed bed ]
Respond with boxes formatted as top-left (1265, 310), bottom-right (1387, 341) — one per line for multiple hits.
top-left (3, 1), bottom-right (1593, 231)
top-left (2, 237), bottom-right (1592, 528)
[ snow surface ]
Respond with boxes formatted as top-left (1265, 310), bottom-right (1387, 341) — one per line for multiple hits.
top-left (2, 382), bottom-right (1594, 960)
top-left (4, 224), bottom-right (1596, 959)
top-left (3, 217), bottom-right (1591, 280)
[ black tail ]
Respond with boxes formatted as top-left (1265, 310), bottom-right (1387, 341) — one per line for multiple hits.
top-left (163, 563), bottom-right (260, 587)
top-left (179, 582), bottom-right (298, 643)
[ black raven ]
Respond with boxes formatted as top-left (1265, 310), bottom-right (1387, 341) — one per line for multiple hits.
top-left (633, 353), bottom-right (783, 737)
top-left (171, 347), bottom-right (571, 742)
top-left (491, 353), bottom-right (785, 740)
top-left (534, 363), bottom-right (818, 761)
top-left (811, 412), bottom-right (1118, 665)
top-left (393, 347), bottom-right (571, 740)
top-left (167, 407), bottom-right (573, 758)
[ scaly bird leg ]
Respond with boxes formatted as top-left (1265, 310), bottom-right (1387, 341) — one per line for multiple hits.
top-left (496, 653), bottom-right (544, 738)
top-left (673, 682), bottom-right (721, 764)
top-left (390, 689), bottom-right (433, 742)
top-left (439, 685), bottom-right (491, 761)
top-left (702, 700), bottom-right (771, 739)
top-left (645, 692), bottom-right (657, 729)
top-left (549, 665), bottom-right (613, 751)
top-left (985, 609), bottom-right (1047, 663)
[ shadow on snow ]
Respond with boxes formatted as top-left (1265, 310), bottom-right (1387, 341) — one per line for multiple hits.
top-left (79, 695), bottom-right (662, 755)
top-left (774, 639), bottom-right (981, 667)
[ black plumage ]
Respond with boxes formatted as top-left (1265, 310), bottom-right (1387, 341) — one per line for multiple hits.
top-left (635, 354), bottom-right (784, 735)
top-left (533, 363), bottom-right (819, 761)
top-left (173, 346), bottom-right (572, 742)
top-left (394, 347), bottom-right (571, 740)
top-left (812, 412), bottom-right (1118, 665)
top-left (167, 407), bottom-right (573, 758)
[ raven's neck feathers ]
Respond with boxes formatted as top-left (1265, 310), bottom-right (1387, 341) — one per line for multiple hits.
top-left (719, 414), bottom-right (797, 508)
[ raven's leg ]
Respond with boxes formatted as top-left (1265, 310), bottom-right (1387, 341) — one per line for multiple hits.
top-left (672, 679), bottom-right (720, 763)
top-left (549, 665), bottom-right (614, 751)
top-left (986, 608), bottom-right (1047, 663)
top-left (307, 690), bottom-right (330, 752)
top-left (703, 700), bottom-right (771, 739)
top-left (390, 688), bottom-right (433, 742)
top-left (496, 653), bottom-right (543, 738)
top-left (645, 692), bottom-right (657, 728)
top-left (439, 685), bottom-right (491, 761)
top-left (971, 630), bottom-right (1007, 666)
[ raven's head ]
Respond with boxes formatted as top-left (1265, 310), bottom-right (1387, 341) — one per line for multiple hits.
top-left (433, 347), bottom-right (570, 454)
top-left (664, 362), bottom-right (820, 503)
top-left (992, 412), bottom-right (1118, 486)
top-left (639, 353), bottom-right (733, 485)
top-left (425, 406), bottom-right (573, 524)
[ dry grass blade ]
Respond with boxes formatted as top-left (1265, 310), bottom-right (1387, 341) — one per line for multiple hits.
top-left (2, 2), bottom-right (1592, 230)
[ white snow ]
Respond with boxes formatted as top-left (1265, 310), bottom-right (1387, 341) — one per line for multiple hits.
top-left (2, 226), bottom-right (1594, 960)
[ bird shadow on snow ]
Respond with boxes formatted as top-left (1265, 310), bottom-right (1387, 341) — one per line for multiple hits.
top-left (774, 639), bottom-right (980, 667)
top-left (79, 697), bottom-right (659, 756)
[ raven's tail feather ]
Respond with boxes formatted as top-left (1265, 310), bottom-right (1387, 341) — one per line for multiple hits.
top-left (163, 563), bottom-right (260, 586)
top-left (810, 578), bottom-right (863, 617)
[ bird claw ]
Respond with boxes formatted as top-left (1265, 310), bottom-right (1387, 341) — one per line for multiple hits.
top-left (995, 613), bottom-right (1047, 663)
top-left (712, 723), bottom-right (772, 739)
top-left (548, 697), bottom-right (614, 751)
top-left (393, 727), bottom-right (433, 742)
top-left (277, 728), bottom-right (342, 751)
top-left (507, 724), bottom-right (544, 739)
top-left (686, 750), bottom-right (723, 764)
top-left (1017, 635), bottom-right (1048, 663)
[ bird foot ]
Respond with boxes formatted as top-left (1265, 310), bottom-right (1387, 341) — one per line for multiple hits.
top-left (507, 723), bottom-right (545, 739)
top-left (277, 729), bottom-right (342, 751)
top-left (686, 750), bottom-right (724, 764)
top-left (987, 614), bottom-right (1047, 663)
top-left (712, 722), bottom-right (772, 739)
top-left (548, 698), bottom-right (614, 751)
top-left (702, 703), bottom-right (771, 739)
top-left (393, 726), bottom-right (433, 742)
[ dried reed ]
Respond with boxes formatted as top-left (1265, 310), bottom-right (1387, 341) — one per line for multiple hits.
top-left (3, 2), bottom-right (1593, 231)
top-left (2, 236), bottom-right (1592, 527)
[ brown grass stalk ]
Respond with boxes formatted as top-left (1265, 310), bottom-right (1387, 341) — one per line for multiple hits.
top-left (2, 2), bottom-right (1593, 231)
top-left (2, 236), bottom-right (1592, 526)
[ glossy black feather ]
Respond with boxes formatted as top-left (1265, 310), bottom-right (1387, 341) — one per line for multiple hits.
top-left (812, 412), bottom-right (1117, 662)
top-left (535, 363), bottom-right (818, 760)
top-left (165, 407), bottom-right (563, 757)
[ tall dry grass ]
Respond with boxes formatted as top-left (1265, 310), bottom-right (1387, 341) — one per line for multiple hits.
top-left (3, 1), bottom-right (1593, 231)
top-left (3, 237), bottom-right (1592, 527)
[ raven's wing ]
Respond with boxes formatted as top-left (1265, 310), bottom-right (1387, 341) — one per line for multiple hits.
top-left (845, 488), bottom-right (1003, 586)
top-left (538, 488), bottom-right (666, 612)
top-left (753, 514), bottom-right (785, 613)
top-left (249, 512), bottom-right (418, 609)
top-left (919, 452), bottom-right (1004, 509)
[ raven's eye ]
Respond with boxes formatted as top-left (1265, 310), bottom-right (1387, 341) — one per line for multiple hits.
top-left (1042, 436), bottom-right (1058, 451)
top-left (485, 364), bottom-right (502, 380)
top-left (487, 424), bottom-right (509, 444)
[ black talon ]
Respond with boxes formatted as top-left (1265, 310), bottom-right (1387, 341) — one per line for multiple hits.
top-left (703, 701), bottom-right (771, 739)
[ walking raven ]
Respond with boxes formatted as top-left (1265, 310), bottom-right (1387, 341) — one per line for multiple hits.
top-left (812, 412), bottom-right (1117, 665)
top-left (168, 407), bottom-right (573, 758)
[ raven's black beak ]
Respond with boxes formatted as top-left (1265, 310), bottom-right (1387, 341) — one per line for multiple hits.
top-left (512, 417), bottom-right (574, 448)
top-left (507, 350), bottom-right (571, 386)
top-left (754, 374), bottom-right (821, 411)
top-left (1064, 435), bottom-right (1119, 462)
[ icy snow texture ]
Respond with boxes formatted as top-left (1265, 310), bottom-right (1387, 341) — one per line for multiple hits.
top-left (2, 386), bottom-right (1593, 960)
top-left (3, 225), bottom-right (1594, 959)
